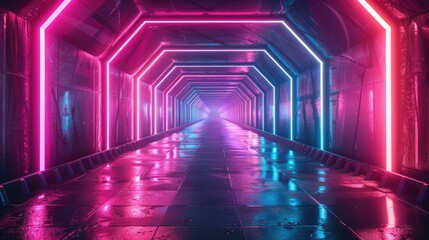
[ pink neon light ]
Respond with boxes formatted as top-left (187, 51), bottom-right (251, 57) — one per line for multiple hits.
top-left (105, 64), bottom-right (110, 148)
top-left (97, 59), bottom-right (102, 150)
top-left (358, 0), bottom-right (392, 171)
top-left (135, 77), bottom-right (140, 139)
top-left (39, 0), bottom-right (72, 171)
top-left (385, 197), bottom-right (395, 227)
top-left (131, 74), bottom-right (134, 139)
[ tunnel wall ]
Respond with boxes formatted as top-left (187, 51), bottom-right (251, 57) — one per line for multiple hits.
top-left (155, 88), bottom-right (164, 134)
top-left (296, 66), bottom-right (320, 147)
top-left (46, 35), bottom-right (102, 168)
top-left (0, 10), bottom-right (32, 182)
top-left (265, 89), bottom-right (274, 133)
top-left (398, 16), bottom-right (429, 181)
top-left (278, 82), bottom-right (291, 139)
top-left (139, 81), bottom-right (151, 138)
top-left (327, 34), bottom-right (386, 168)
top-left (110, 67), bottom-right (133, 147)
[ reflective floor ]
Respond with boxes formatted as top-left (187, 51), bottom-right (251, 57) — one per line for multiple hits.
top-left (1, 118), bottom-right (429, 239)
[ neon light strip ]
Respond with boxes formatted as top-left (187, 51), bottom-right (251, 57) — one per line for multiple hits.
top-left (136, 48), bottom-right (291, 135)
top-left (39, 0), bottom-right (72, 171)
top-left (131, 74), bottom-right (134, 139)
top-left (137, 49), bottom-right (293, 79)
top-left (135, 77), bottom-right (140, 139)
top-left (162, 65), bottom-right (269, 132)
top-left (165, 75), bottom-right (259, 130)
top-left (358, 0), bottom-right (392, 171)
top-left (252, 67), bottom-right (276, 135)
top-left (291, 75), bottom-right (294, 140)
top-left (106, 20), bottom-right (320, 149)
top-left (279, 22), bottom-right (324, 149)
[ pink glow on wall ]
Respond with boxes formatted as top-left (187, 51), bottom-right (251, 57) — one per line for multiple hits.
top-left (39, 0), bottom-right (72, 171)
top-left (358, 0), bottom-right (393, 171)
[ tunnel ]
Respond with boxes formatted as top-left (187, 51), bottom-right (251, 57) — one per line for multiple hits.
top-left (1, 0), bottom-right (429, 239)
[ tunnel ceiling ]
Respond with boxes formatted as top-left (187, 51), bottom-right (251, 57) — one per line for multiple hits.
top-left (3, 0), bottom-right (428, 111)
top-left (3, 0), bottom-right (429, 58)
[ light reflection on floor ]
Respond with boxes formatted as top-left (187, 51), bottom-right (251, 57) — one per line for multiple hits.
top-left (0, 118), bottom-right (428, 239)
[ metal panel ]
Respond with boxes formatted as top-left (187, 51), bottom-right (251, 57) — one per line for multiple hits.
top-left (0, 11), bottom-right (31, 182)
top-left (296, 67), bottom-right (320, 147)
top-left (47, 37), bottom-right (101, 167)
top-left (278, 82), bottom-right (291, 138)
top-left (329, 35), bottom-right (385, 168)
top-left (110, 68), bottom-right (133, 146)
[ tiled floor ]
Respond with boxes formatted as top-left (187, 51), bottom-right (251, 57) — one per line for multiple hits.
top-left (1, 118), bottom-right (429, 239)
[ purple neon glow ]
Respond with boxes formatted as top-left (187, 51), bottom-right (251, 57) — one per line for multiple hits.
top-left (164, 75), bottom-right (259, 130)
top-left (160, 65), bottom-right (269, 132)
top-left (135, 48), bottom-right (292, 135)
top-left (177, 86), bottom-right (251, 127)
top-left (39, 0), bottom-right (72, 171)
top-left (107, 20), bottom-right (320, 146)
top-left (183, 90), bottom-right (247, 121)
top-left (171, 75), bottom-right (265, 128)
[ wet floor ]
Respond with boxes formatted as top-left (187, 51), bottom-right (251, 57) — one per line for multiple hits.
top-left (1, 118), bottom-right (429, 239)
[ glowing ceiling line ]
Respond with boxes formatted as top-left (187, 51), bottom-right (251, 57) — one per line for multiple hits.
top-left (136, 49), bottom-right (293, 80)
top-left (135, 77), bottom-right (140, 139)
top-left (160, 64), bottom-right (271, 133)
top-left (139, 49), bottom-right (291, 135)
top-left (358, 0), bottom-right (392, 171)
top-left (105, 20), bottom-right (321, 149)
top-left (39, 0), bottom-right (72, 171)
top-left (165, 75), bottom-right (259, 129)
top-left (279, 22), bottom-right (324, 148)
top-left (165, 75), bottom-right (260, 109)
